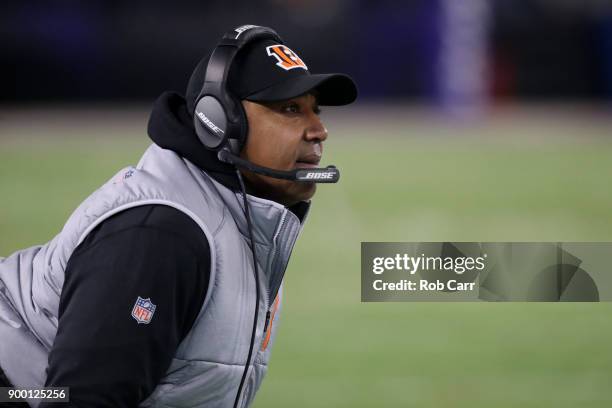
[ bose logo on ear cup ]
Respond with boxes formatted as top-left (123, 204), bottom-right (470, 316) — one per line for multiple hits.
top-left (197, 111), bottom-right (225, 135)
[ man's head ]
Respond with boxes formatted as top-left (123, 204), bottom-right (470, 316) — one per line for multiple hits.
top-left (240, 92), bottom-right (325, 206)
top-left (186, 28), bottom-right (357, 206)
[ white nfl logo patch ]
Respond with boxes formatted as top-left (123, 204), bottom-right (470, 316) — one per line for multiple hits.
top-left (132, 296), bottom-right (156, 324)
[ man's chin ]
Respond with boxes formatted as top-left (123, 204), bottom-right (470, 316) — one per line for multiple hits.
top-left (281, 181), bottom-right (316, 207)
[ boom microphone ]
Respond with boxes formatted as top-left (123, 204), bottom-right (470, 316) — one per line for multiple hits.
top-left (218, 149), bottom-right (340, 183)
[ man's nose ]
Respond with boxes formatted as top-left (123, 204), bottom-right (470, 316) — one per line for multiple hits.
top-left (304, 114), bottom-right (328, 143)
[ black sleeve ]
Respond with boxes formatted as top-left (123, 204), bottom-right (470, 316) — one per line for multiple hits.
top-left (41, 205), bottom-right (211, 407)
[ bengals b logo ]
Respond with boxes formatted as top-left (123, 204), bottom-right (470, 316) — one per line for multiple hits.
top-left (266, 44), bottom-right (308, 71)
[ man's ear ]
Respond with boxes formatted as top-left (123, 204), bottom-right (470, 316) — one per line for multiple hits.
top-left (241, 99), bottom-right (258, 120)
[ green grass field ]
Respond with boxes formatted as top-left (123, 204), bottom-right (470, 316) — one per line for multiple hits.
top-left (1, 106), bottom-right (612, 407)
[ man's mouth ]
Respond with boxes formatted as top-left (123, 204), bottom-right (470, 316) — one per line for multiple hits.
top-left (295, 153), bottom-right (321, 169)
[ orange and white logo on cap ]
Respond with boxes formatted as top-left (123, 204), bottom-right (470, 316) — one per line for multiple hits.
top-left (266, 44), bottom-right (308, 71)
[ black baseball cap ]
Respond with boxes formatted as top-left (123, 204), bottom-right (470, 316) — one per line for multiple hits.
top-left (186, 38), bottom-right (357, 114)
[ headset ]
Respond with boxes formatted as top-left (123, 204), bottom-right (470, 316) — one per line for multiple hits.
top-left (193, 24), bottom-right (340, 183)
top-left (192, 25), bottom-right (340, 407)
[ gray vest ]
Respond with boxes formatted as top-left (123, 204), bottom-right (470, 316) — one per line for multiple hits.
top-left (0, 143), bottom-right (308, 407)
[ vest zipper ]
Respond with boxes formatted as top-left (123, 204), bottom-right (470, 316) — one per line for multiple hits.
top-left (263, 310), bottom-right (271, 333)
top-left (237, 208), bottom-right (299, 404)
top-left (236, 212), bottom-right (290, 405)
top-left (266, 211), bottom-right (288, 306)
top-left (261, 292), bottom-right (282, 352)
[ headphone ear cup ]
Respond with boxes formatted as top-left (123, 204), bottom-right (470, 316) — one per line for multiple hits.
top-left (194, 95), bottom-right (229, 151)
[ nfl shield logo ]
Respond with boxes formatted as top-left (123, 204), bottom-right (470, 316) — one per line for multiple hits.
top-left (132, 297), bottom-right (156, 324)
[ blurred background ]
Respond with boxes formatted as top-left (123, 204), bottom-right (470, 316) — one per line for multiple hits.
top-left (2, 1), bottom-right (612, 407)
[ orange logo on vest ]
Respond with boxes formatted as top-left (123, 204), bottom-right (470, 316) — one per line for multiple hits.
top-left (266, 44), bottom-right (308, 71)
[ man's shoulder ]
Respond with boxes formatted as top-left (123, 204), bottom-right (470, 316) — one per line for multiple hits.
top-left (80, 204), bottom-right (210, 256)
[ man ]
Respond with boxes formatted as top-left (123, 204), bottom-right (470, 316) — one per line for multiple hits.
top-left (0, 26), bottom-right (357, 407)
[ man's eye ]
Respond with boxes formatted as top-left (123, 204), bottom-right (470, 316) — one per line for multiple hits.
top-left (281, 104), bottom-right (300, 114)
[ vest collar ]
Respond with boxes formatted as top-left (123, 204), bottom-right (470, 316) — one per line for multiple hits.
top-left (202, 166), bottom-right (310, 247)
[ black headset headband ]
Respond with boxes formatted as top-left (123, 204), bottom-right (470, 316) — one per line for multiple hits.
top-left (193, 25), bottom-right (283, 152)
top-left (200, 25), bottom-right (281, 90)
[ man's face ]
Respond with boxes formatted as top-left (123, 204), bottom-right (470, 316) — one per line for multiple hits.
top-left (240, 93), bottom-right (328, 207)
